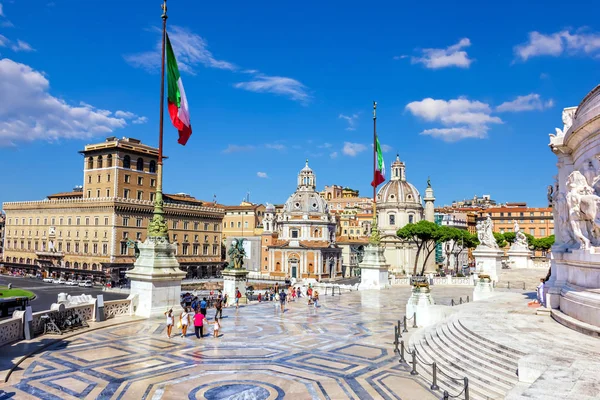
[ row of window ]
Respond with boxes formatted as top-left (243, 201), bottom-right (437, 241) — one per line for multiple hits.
top-left (223, 221), bottom-right (250, 229)
top-left (119, 242), bottom-right (219, 256)
top-left (9, 216), bottom-right (110, 226)
top-left (498, 228), bottom-right (553, 236)
top-left (6, 258), bottom-right (101, 270)
top-left (7, 229), bottom-right (108, 239)
top-left (87, 174), bottom-right (156, 187)
top-left (496, 219), bottom-right (553, 224)
top-left (166, 220), bottom-right (220, 231)
top-left (389, 214), bottom-right (414, 225)
top-left (87, 155), bottom-right (157, 173)
top-left (7, 239), bottom-right (108, 255)
top-left (495, 211), bottom-right (547, 217)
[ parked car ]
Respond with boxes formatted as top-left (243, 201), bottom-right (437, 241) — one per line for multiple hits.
top-left (79, 280), bottom-right (93, 287)
top-left (65, 280), bottom-right (78, 286)
top-left (43, 277), bottom-right (53, 283)
top-left (52, 278), bottom-right (61, 284)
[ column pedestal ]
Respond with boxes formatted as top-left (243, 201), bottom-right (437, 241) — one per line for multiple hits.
top-left (358, 244), bottom-right (389, 290)
top-left (222, 269), bottom-right (249, 305)
top-left (473, 246), bottom-right (504, 283)
top-left (406, 284), bottom-right (435, 327)
top-left (126, 237), bottom-right (186, 318)
top-left (473, 277), bottom-right (494, 301)
top-left (508, 245), bottom-right (532, 269)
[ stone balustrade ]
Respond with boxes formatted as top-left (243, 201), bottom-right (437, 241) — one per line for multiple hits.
top-left (104, 299), bottom-right (132, 319)
top-left (31, 303), bottom-right (95, 335)
top-left (0, 315), bottom-right (23, 347)
top-left (390, 275), bottom-right (475, 286)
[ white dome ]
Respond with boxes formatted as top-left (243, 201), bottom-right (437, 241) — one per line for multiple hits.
top-left (377, 180), bottom-right (421, 204)
top-left (283, 191), bottom-right (329, 214)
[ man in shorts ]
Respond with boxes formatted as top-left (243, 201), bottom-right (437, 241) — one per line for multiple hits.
top-left (214, 295), bottom-right (223, 320)
top-left (235, 289), bottom-right (242, 309)
top-left (279, 289), bottom-right (287, 312)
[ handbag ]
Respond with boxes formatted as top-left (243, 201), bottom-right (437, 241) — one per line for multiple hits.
top-left (176, 320), bottom-right (182, 329)
top-left (275, 294), bottom-right (280, 301)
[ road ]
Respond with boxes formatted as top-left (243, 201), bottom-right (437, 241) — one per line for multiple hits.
top-left (0, 275), bottom-right (128, 314)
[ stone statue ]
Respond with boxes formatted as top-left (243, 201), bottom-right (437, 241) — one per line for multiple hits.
top-left (512, 220), bottom-right (529, 248)
top-left (126, 239), bottom-right (140, 259)
top-left (547, 185), bottom-right (554, 206)
top-left (227, 239), bottom-right (247, 269)
top-left (564, 171), bottom-right (600, 250)
top-left (476, 216), bottom-right (499, 249)
top-left (549, 107), bottom-right (577, 148)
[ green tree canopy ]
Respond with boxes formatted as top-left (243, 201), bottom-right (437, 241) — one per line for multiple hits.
top-left (397, 220), bottom-right (445, 276)
top-left (494, 232), bottom-right (507, 248)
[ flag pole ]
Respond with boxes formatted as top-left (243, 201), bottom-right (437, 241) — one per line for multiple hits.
top-left (148, 0), bottom-right (169, 239)
top-left (369, 101), bottom-right (380, 245)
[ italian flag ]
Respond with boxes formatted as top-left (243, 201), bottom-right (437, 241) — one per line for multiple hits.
top-left (371, 135), bottom-right (385, 187)
top-left (166, 33), bottom-right (192, 146)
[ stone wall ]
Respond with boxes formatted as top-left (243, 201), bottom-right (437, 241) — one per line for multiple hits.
top-left (104, 299), bottom-right (131, 319)
top-left (0, 316), bottom-right (23, 346)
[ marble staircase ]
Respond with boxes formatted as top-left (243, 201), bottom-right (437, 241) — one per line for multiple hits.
top-left (409, 317), bottom-right (526, 400)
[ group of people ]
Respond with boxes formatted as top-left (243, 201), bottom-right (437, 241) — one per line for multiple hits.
top-left (256, 284), bottom-right (320, 310)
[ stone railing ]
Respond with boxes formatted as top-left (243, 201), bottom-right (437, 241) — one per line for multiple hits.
top-left (31, 303), bottom-right (95, 335)
top-left (390, 275), bottom-right (475, 286)
top-left (104, 299), bottom-right (132, 319)
top-left (0, 315), bottom-right (23, 347)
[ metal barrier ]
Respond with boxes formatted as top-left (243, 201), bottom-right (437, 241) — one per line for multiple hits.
top-left (324, 286), bottom-right (341, 296)
top-left (450, 296), bottom-right (470, 306)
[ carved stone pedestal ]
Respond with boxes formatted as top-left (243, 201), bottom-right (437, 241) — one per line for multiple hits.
top-left (406, 285), bottom-right (435, 327)
top-left (358, 244), bottom-right (389, 290)
top-left (508, 245), bottom-right (532, 269)
top-left (222, 269), bottom-right (249, 306)
top-left (126, 237), bottom-right (186, 318)
top-left (473, 246), bottom-right (504, 283)
top-left (473, 278), bottom-right (495, 301)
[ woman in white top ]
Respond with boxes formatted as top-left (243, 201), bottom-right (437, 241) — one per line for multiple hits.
top-left (180, 307), bottom-right (190, 337)
top-left (164, 309), bottom-right (174, 339)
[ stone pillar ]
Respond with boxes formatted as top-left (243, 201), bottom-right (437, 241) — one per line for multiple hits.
top-left (358, 244), bottom-right (389, 290)
top-left (127, 237), bottom-right (186, 318)
top-left (405, 283), bottom-right (435, 327)
top-left (423, 184), bottom-right (436, 273)
top-left (507, 244), bottom-right (532, 269)
top-left (473, 275), bottom-right (494, 301)
top-left (472, 245), bottom-right (504, 283)
top-left (222, 268), bottom-right (249, 305)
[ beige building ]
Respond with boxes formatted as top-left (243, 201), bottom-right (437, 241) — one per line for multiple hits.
top-left (222, 202), bottom-right (265, 240)
top-left (0, 212), bottom-right (5, 262)
top-left (2, 137), bottom-right (225, 283)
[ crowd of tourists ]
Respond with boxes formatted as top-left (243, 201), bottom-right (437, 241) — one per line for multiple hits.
top-left (256, 283), bottom-right (320, 309)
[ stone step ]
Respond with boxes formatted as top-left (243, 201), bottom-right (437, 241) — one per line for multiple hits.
top-left (434, 324), bottom-right (519, 383)
top-left (453, 319), bottom-right (526, 358)
top-left (535, 307), bottom-right (551, 317)
top-left (422, 334), bottom-right (514, 393)
top-left (444, 321), bottom-right (520, 370)
top-left (413, 340), bottom-right (505, 400)
top-left (551, 309), bottom-right (600, 338)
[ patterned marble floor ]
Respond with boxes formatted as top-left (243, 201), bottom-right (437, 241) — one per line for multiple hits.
top-left (1, 287), bottom-right (472, 400)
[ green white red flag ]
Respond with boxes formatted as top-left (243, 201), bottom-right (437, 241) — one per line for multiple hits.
top-left (371, 135), bottom-right (385, 187)
top-left (166, 33), bottom-right (192, 146)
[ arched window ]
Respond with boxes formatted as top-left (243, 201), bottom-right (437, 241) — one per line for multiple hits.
top-left (65, 261), bottom-right (70, 268)
top-left (106, 154), bottom-right (112, 167)
top-left (82, 263), bottom-right (88, 270)
top-left (149, 160), bottom-right (156, 173)
top-left (409, 215), bottom-right (414, 224)
top-left (97, 155), bottom-right (103, 168)
top-left (87, 157), bottom-right (93, 169)
top-left (74, 262), bottom-right (79, 269)
top-left (389, 214), bottom-right (396, 225)
top-left (137, 157), bottom-right (144, 171)
top-left (123, 155), bottom-right (131, 169)
top-left (92, 263), bottom-right (97, 271)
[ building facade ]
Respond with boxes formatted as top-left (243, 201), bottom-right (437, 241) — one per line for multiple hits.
top-left (487, 204), bottom-right (554, 238)
top-left (1, 137), bottom-right (225, 282)
top-left (222, 202), bottom-right (265, 239)
top-left (260, 161), bottom-right (342, 280)
top-left (0, 212), bottom-right (5, 262)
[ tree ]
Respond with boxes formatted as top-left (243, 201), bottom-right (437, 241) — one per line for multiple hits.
top-left (494, 232), bottom-right (507, 248)
top-left (397, 220), bottom-right (444, 276)
top-left (531, 235), bottom-right (555, 252)
top-left (503, 232), bottom-right (516, 245)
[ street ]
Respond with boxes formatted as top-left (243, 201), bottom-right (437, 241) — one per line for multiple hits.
top-left (0, 275), bottom-right (128, 314)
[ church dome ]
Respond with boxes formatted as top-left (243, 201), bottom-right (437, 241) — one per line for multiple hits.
top-left (282, 160), bottom-right (329, 214)
top-left (569, 84), bottom-right (600, 136)
top-left (377, 155), bottom-right (422, 205)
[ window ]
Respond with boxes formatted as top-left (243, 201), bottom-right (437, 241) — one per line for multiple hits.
top-left (97, 189), bottom-right (100, 197)
top-left (389, 214), bottom-right (396, 225)
top-left (508, 212), bottom-right (512, 217)
top-left (57, 242), bottom-right (62, 251)
top-left (184, 222), bottom-right (189, 230)
top-left (123, 231), bottom-right (129, 239)
top-left (107, 174), bottom-right (111, 182)
top-left (230, 222), bottom-right (234, 228)
top-left (204, 223), bottom-right (209, 230)
top-left (84, 243), bottom-right (89, 253)
top-left (124, 174), bottom-right (131, 183)
top-left (214, 236), bottom-right (218, 243)
top-left (204, 235), bottom-right (209, 242)
top-left (87, 190), bottom-right (91, 198)
top-left (136, 218), bottom-right (142, 227)
top-left (244, 221), bottom-right (249, 228)
top-left (88, 157), bottom-right (93, 169)
top-left (136, 232), bottom-right (142, 240)
top-left (173, 221), bottom-right (178, 229)
top-left (75, 242), bottom-right (80, 253)
top-left (137, 177), bottom-right (143, 185)
top-left (149, 161), bottom-right (156, 173)
top-left (123, 217), bottom-right (129, 227)
top-left (150, 179), bottom-right (156, 187)
top-left (203, 244), bottom-right (209, 255)
top-left (291, 230), bottom-right (299, 238)
top-left (106, 154), bottom-right (112, 167)
top-left (104, 217), bottom-right (109, 225)
top-left (223, 222), bottom-right (226, 228)
top-left (66, 242), bottom-right (71, 252)
top-left (182, 244), bottom-right (189, 255)
top-left (409, 215), bottom-right (414, 224)
top-left (97, 175), bottom-right (101, 183)
top-left (540, 212), bottom-right (545, 216)
top-left (237, 222), bottom-right (241, 228)
top-left (68, 218), bottom-right (72, 225)
top-left (85, 217), bottom-right (90, 225)
top-left (214, 223), bottom-right (219, 231)
top-left (123, 155), bottom-right (131, 169)
top-left (102, 244), bottom-right (108, 254)
top-left (121, 242), bottom-right (128, 255)
top-left (213, 244), bottom-right (219, 255)
top-left (150, 193), bottom-right (155, 202)
top-left (173, 234), bottom-right (178, 242)
top-left (105, 189), bottom-right (110, 197)
top-left (76, 217), bottom-right (80, 225)
top-left (530, 212), bottom-right (534, 216)
top-left (540, 228), bottom-right (546, 236)
top-left (124, 189), bottom-right (130, 199)
top-left (184, 234), bottom-right (188, 242)
top-left (193, 244), bottom-right (199, 255)
top-left (136, 157), bottom-right (144, 171)
top-left (529, 228), bottom-right (535, 235)
top-left (137, 191), bottom-right (143, 200)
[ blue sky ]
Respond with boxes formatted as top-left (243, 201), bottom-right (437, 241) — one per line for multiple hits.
top-left (1, 0), bottom-right (599, 208)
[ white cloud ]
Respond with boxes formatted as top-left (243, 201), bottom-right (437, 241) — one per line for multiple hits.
top-left (234, 74), bottom-right (309, 103)
top-left (330, 151), bottom-right (338, 159)
top-left (223, 144), bottom-right (255, 153)
top-left (319, 142), bottom-right (332, 149)
top-left (342, 142), bottom-right (367, 156)
top-left (338, 113), bottom-right (358, 130)
top-left (133, 116), bottom-right (148, 124)
top-left (257, 171), bottom-right (268, 178)
top-left (0, 4), bottom-right (4, 17)
top-left (0, 58), bottom-right (128, 146)
top-left (381, 144), bottom-right (393, 152)
top-left (115, 110), bottom-right (136, 119)
top-left (410, 38), bottom-right (474, 69)
top-left (11, 40), bottom-right (34, 52)
top-left (514, 29), bottom-right (600, 61)
top-left (496, 94), bottom-right (554, 112)
top-left (0, 34), bottom-right (7, 47)
top-left (265, 143), bottom-right (286, 151)
top-left (393, 55), bottom-right (409, 60)
top-left (125, 26), bottom-right (236, 74)
top-left (405, 97), bottom-right (502, 142)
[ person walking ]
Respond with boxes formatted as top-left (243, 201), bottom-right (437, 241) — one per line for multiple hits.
top-left (235, 289), bottom-right (242, 309)
top-left (213, 318), bottom-right (221, 338)
top-left (200, 297), bottom-right (208, 316)
top-left (164, 309), bottom-right (174, 339)
top-left (214, 295), bottom-right (223, 320)
top-left (291, 287), bottom-right (297, 302)
top-left (223, 293), bottom-right (229, 308)
top-left (296, 287), bottom-right (301, 299)
top-left (279, 289), bottom-right (287, 312)
top-left (313, 290), bottom-right (320, 308)
top-left (180, 307), bottom-right (190, 337)
top-left (193, 310), bottom-right (207, 338)
top-left (307, 286), bottom-right (313, 305)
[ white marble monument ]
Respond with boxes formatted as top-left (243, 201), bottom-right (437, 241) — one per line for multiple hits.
top-left (507, 220), bottom-right (532, 269)
top-left (358, 244), bottom-right (389, 290)
top-left (127, 237), bottom-right (186, 318)
top-left (222, 239), bottom-right (249, 304)
top-left (547, 87), bottom-right (600, 333)
top-left (405, 282), bottom-right (436, 326)
top-left (473, 216), bottom-right (503, 283)
top-left (473, 275), bottom-right (495, 301)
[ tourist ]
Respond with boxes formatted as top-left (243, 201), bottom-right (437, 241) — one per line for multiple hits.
top-left (235, 289), bottom-right (242, 309)
top-left (200, 297), bottom-right (208, 316)
top-left (214, 295), bottom-right (223, 320)
top-left (223, 293), bottom-right (229, 307)
top-left (213, 318), bottom-right (221, 338)
top-left (209, 290), bottom-right (214, 307)
top-left (191, 296), bottom-right (199, 311)
top-left (537, 279), bottom-right (545, 307)
top-left (291, 287), bottom-right (297, 302)
top-left (307, 286), bottom-right (313, 305)
top-left (193, 310), bottom-right (206, 338)
top-left (313, 290), bottom-right (319, 308)
top-left (258, 292), bottom-right (262, 302)
top-left (287, 286), bottom-right (293, 303)
top-left (180, 307), bottom-right (190, 337)
top-left (296, 287), bottom-right (301, 299)
top-left (164, 308), bottom-right (174, 339)
top-left (279, 289), bottom-right (287, 312)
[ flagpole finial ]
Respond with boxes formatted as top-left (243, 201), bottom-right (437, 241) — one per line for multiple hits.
top-left (373, 101), bottom-right (377, 119)
top-left (161, 0), bottom-right (168, 19)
